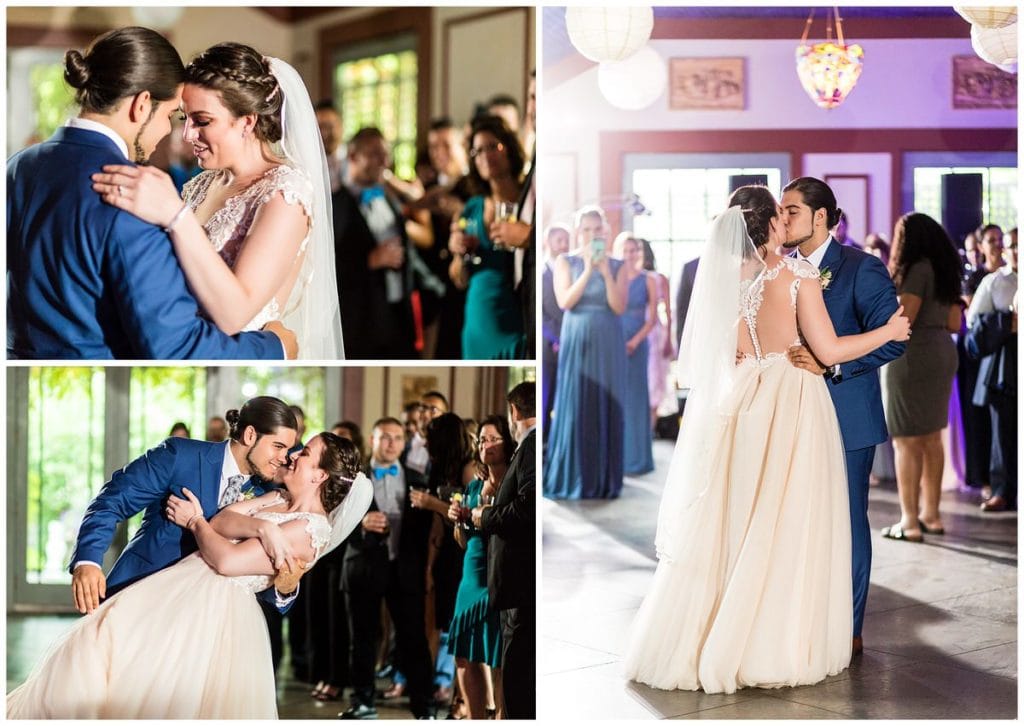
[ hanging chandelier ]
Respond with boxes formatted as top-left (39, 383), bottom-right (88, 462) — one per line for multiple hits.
top-left (795, 8), bottom-right (864, 110)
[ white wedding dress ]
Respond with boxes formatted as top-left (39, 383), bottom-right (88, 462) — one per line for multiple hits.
top-left (184, 165), bottom-right (313, 332)
top-left (7, 500), bottom-right (331, 718)
top-left (623, 253), bottom-right (853, 694)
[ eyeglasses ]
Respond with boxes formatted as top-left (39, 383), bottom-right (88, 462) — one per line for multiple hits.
top-left (469, 142), bottom-right (505, 158)
top-left (478, 436), bottom-right (504, 445)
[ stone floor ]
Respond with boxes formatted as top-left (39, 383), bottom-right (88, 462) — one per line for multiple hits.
top-left (541, 438), bottom-right (1018, 720)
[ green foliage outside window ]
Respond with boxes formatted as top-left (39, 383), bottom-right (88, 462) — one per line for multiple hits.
top-left (31, 62), bottom-right (76, 142)
top-left (238, 367), bottom-right (327, 440)
top-left (336, 50), bottom-right (418, 180)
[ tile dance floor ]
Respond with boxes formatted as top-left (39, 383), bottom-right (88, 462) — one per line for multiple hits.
top-left (541, 438), bottom-right (1018, 719)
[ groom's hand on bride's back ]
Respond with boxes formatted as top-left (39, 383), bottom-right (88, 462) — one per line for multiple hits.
top-left (71, 563), bottom-right (106, 614)
top-left (263, 321), bottom-right (298, 359)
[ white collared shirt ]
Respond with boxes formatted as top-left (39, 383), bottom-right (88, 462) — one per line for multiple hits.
top-left (66, 117), bottom-right (129, 160)
top-left (219, 440), bottom-right (250, 504)
top-left (967, 266), bottom-right (1018, 327)
top-left (797, 236), bottom-right (834, 270)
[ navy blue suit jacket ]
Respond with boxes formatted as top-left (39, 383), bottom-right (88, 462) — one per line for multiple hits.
top-left (7, 127), bottom-right (282, 359)
top-left (817, 240), bottom-right (906, 450)
top-left (69, 437), bottom-right (293, 611)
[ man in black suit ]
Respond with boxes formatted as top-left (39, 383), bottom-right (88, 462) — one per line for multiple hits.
top-left (333, 127), bottom-right (442, 359)
top-left (674, 256), bottom-right (700, 350)
top-left (474, 381), bottom-right (536, 719)
top-left (339, 418), bottom-right (434, 720)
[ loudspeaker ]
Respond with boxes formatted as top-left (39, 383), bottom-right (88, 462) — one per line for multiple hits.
top-left (729, 174), bottom-right (769, 192)
top-left (941, 173), bottom-right (983, 245)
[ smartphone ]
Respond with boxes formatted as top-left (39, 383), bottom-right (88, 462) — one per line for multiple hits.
top-left (591, 236), bottom-right (606, 261)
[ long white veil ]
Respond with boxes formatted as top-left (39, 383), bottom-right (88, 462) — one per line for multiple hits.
top-left (323, 472), bottom-right (373, 556)
top-left (654, 206), bottom-right (765, 562)
top-left (267, 57), bottom-right (345, 360)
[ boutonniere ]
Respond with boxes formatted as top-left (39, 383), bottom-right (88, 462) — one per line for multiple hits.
top-left (819, 267), bottom-right (833, 291)
top-left (242, 489), bottom-right (259, 501)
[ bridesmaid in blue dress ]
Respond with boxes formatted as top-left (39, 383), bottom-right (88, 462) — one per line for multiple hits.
top-left (615, 233), bottom-right (657, 475)
top-left (448, 116), bottom-right (526, 360)
top-left (544, 206), bottom-right (629, 499)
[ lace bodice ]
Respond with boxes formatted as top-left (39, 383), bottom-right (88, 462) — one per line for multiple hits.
top-left (182, 165), bottom-right (315, 331)
top-left (226, 506), bottom-right (331, 595)
top-left (739, 256), bottom-right (820, 364)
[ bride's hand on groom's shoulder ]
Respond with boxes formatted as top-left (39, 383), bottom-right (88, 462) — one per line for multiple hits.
top-left (91, 164), bottom-right (182, 228)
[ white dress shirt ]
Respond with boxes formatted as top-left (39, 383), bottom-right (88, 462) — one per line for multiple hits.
top-left (797, 236), bottom-right (834, 270)
top-left (967, 266), bottom-right (1018, 327)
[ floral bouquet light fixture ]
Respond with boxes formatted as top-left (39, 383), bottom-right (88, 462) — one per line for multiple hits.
top-left (796, 7), bottom-right (864, 110)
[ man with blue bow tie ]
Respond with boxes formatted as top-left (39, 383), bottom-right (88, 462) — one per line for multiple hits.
top-left (340, 417), bottom-right (434, 720)
top-left (69, 396), bottom-right (301, 616)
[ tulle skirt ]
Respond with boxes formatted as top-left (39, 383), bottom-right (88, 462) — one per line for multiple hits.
top-left (623, 357), bottom-right (853, 694)
top-left (7, 552), bottom-right (277, 718)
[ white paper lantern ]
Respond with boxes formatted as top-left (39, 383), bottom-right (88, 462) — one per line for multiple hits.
top-left (971, 22), bottom-right (1018, 67)
top-left (566, 6), bottom-right (654, 63)
top-left (597, 45), bottom-right (667, 110)
top-left (954, 6), bottom-right (1017, 29)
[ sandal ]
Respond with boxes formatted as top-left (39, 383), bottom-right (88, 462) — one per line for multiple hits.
top-left (881, 523), bottom-right (923, 543)
top-left (918, 518), bottom-right (945, 535)
top-left (310, 681), bottom-right (326, 698)
top-left (315, 684), bottom-right (341, 702)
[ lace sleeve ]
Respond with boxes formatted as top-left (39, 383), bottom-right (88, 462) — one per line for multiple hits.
top-left (182, 170), bottom-right (217, 209)
top-left (260, 165), bottom-right (315, 225)
top-left (783, 257), bottom-right (821, 307)
top-left (303, 514), bottom-right (332, 560)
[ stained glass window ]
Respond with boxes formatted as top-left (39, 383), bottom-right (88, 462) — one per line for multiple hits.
top-left (335, 49), bottom-right (418, 180)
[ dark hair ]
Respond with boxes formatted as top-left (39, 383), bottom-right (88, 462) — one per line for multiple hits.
top-left (226, 396), bottom-right (297, 442)
top-left (372, 416), bottom-right (404, 432)
top-left (314, 99), bottom-right (338, 113)
top-left (288, 404), bottom-right (305, 420)
top-left (487, 93), bottom-right (520, 112)
top-left (640, 239), bottom-right (656, 271)
top-left (64, 26), bottom-right (184, 114)
top-left (507, 381), bottom-right (536, 419)
top-left (426, 413), bottom-right (473, 492)
top-left (184, 42), bottom-right (283, 143)
top-left (727, 185), bottom-right (777, 249)
top-left (429, 116), bottom-right (456, 132)
top-left (349, 126), bottom-right (385, 153)
top-left (169, 422), bottom-right (190, 437)
top-left (783, 177), bottom-right (842, 229)
top-left (404, 401), bottom-right (424, 415)
top-left (475, 414), bottom-right (515, 480)
top-left (421, 390), bottom-right (449, 409)
top-left (889, 213), bottom-right (964, 306)
top-left (315, 432), bottom-right (361, 511)
top-left (467, 115), bottom-right (525, 189)
top-left (331, 420), bottom-right (366, 463)
top-left (979, 223), bottom-right (1003, 239)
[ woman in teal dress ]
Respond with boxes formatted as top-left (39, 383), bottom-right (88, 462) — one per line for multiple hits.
top-left (615, 233), bottom-right (657, 475)
top-left (448, 116), bottom-right (526, 359)
top-left (446, 415), bottom-right (514, 718)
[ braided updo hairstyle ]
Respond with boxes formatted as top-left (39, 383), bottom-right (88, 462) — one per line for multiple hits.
top-left (315, 432), bottom-right (362, 512)
top-left (727, 185), bottom-right (777, 251)
top-left (64, 27), bottom-right (184, 114)
top-left (184, 42), bottom-right (283, 143)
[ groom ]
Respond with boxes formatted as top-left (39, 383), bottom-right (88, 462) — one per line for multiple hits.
top-left (70, 396), bottom-right (300, 614)
top-left (781, 177), bottom-right (906, 655)
top-left (7, 26), bottom-right (294, 360)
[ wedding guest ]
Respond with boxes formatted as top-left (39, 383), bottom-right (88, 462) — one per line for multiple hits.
top-left (332, 420), bottom-right (367, 464)
top-left (864, 233), bottom-right (891, 266)
top-left (205, 415), bottom-right (228, 442)
top-left (674, 257), bottom-right (700, 350)
top-left (486, 93), bottom-right (520, 133)
top-left (340, 418), bottom-right (434, 720)
top-left (541, 224), bottom-right (570, 440)
top-left (448, 116), bottom-right (526, 359)
top-left (834, 211), bottom-right (863, 249)
top-left (881, 213), bottom-right (962, 542)
top-left (614, 232), bottom-right (656, 475)
top-left (544, 206), bottom-right (629, 499)
top-left (445, 415), bottom-right (511, 718)
top-left (315, 100), bottom-right (346, 193)
top-left (475, 382), bottom-right (536, 719)
top-left (421, 390), bottom-right (449, 424)
top-left (967, 227), bottom-right (1018, 512)
top-left (169, 422), bottom-right (190, 438)
top-left (963, 224), bottom-right (1004, 302)
top-left (641, 239), bottom-right (675, 427)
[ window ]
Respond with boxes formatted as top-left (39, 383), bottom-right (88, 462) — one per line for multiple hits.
top-left (7, 47), bottom-right (77, 157)
top-left (913, 166), bottom-right (1018, 234)
top-left (334, 44), bottom-right (418, 180)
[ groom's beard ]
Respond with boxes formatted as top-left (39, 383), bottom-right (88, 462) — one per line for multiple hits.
top-left (132, 103), bottom-right (159, 165)
top-left (783, 231), bottom-right (813, 249)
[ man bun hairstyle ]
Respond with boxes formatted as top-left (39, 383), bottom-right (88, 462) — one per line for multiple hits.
top-left (64, 26), bottom-right (184, 114)
top-left (316, 432), bottom-right (362, 512)
top-left (226, 396), bottom-right (297, 441)
top-left (185, 42), bottom-right (283, 143)
top-left (727, 185), bottom-right (777, 249)
top-left (783, 176), bottom-right (842, 229)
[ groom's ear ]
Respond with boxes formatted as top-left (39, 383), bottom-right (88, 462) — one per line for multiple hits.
top-left (127, 91), bottom-right (153, 123)
top-left (242, 425), bottom-right (257, 447)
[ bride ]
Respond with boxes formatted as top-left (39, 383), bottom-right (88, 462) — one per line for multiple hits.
top-left (622, 186), bottom-right (909, 693)
top-left (91, 42), bottom-right (343, 359)
top-left (7, 432), bottom-right (372, 718)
